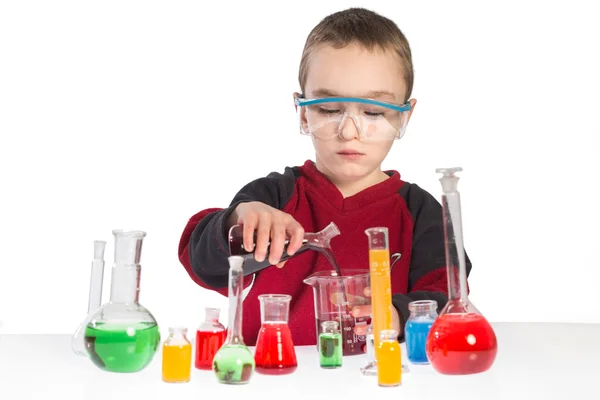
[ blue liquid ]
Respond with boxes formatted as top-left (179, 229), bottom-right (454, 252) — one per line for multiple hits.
top-left (405, 319), bottom-right (433, 364)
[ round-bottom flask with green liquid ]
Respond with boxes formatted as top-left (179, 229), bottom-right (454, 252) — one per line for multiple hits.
top-left (75, 230), bottom-right (161, 373)
top-left (85, 319), bottom-right (160, 373)
top-left (212, 256), bottom-right (256, 384)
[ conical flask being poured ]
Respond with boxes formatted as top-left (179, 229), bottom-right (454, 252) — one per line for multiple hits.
top-left (425, 168), bottom-right (498, 375)
top-left (229, 222), bottom-right (342, 276)
top-left (72, 230), bottom-right (160, 373)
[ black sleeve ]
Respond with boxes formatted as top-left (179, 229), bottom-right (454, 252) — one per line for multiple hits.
top-left (188, 167), bottom-right (299, 288)
top-left (392, 183), bottom-right (472, 341)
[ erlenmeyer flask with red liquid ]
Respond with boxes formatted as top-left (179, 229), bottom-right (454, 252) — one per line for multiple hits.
top-left (254, 294), bottom-right (298, 375)
top-left (425, 167), bottom-right (498, 375)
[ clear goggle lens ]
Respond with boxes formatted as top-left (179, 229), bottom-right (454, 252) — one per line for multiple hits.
top-left (295, 97), bottom-right (411, 142)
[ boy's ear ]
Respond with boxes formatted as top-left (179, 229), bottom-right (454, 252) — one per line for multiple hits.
top-left (293, 92), bottom-right (300, 111)
top-left (407, 98), bottom-right (417, 122)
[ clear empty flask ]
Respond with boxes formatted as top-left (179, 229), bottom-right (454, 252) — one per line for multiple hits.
top-left (254, 294), bottom-right (298, 375)
top-left (425, 168), bottom-right (498, 375)
top-left (72, 230), bottom-right (161, 373)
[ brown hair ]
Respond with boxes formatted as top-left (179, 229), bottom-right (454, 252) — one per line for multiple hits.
top-left (298, 7), bottom-right (414, 102)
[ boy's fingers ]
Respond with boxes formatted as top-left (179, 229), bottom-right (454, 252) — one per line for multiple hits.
top-left (364, 287), bottom-right (371, 297)
top-left (276, 260), bottom-right (287, 269)
top-left (351, 305), bottom-right (371, 317)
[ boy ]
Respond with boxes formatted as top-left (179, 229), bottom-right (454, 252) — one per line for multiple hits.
top-left (178, 7), bottom-right (471, 347)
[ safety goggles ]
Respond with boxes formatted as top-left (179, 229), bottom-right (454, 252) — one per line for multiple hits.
top-left (295, 95), bottom-right (412, 142)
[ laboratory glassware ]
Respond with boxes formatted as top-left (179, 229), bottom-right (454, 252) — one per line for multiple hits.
top-left (405, 300), bottom-right (438, 364)
top-left (229, 221), bottom-right (341, 276)
top-left (73, 230), bottom-right (161, 373)
top-left (162, 327), bottom-right (192, 383)
top-left (212, 256), bottom-right (255, 384)
top-left (303, 269), bottom-right (370, 356)
top-left (254, 294), bottom-right (298, 375)
top-left (194, 307), bottom-right (226, 370)
top-left (319, 320), bottom-right (343, 368)
top-left (425, 167), bottom-right (498, 375)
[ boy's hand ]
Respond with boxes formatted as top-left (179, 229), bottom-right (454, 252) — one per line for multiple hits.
top-left (230, 201), bottom-right (304, 266)
top-left (348, 287), bottom-right (402, 338)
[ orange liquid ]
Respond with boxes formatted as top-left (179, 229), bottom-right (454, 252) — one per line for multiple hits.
top-left (369, 249), bottom-right (393, 355)
top-left (377, 340), bottom-right (402, 386)
top-left (162, 343), bottom-right (192, 383)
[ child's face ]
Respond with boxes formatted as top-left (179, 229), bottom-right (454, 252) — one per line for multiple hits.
top-left (296, 43), bottom-right (416, 184)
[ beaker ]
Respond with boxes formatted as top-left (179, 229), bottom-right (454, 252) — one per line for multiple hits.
top-left (162, 327), bottom-right (192, 383)
top-left (405, 300), bottom-right (438, 364)
top-left (72, 230), bottom-right (161, 373)
top-left (254, 294), bottom-right (298, 375)
top-left (425, 168), bottom-right (498, 375)
top-left (229, 221), bottom-right (341, 276)
top-left (194, 307), bottom-right (226, 370)
top-left (212, 256), bottom-right (255, 384)
top-left (303, 269), bottom-right (371, 356)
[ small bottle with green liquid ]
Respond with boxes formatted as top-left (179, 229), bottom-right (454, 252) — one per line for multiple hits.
top-left (319, 321), bottom-right (342, 368)
top-left (72, 230), bottom-right (161, 373)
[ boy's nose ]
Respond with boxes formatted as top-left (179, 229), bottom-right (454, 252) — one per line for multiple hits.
top-left (337, 113), bottom-right (361, 141)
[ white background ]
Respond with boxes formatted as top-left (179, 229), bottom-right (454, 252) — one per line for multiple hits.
top-left (1, 0), bottom-right (599, 337)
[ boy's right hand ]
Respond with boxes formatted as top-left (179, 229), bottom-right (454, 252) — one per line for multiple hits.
top-left (229, 201), bottom-right (305, 266)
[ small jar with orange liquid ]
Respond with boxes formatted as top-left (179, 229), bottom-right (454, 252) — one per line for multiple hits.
top-left (377, 329), bottom-right (402, 387)
top-left (162, 327), bottom-right (192, 383)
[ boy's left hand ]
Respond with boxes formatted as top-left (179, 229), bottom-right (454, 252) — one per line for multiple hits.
top-left (350, 287), bottom-right (402, 337)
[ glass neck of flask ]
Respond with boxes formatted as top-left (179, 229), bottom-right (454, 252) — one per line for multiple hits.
top-left (226, 264), bottom-right (244, 344)
top-left (442, 191), bottom-right (469, 304)
top-left (109, 264), bottom-right (140, 304)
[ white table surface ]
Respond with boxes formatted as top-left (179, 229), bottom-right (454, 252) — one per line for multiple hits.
top-left (0, 322), bottom-right (597, 399)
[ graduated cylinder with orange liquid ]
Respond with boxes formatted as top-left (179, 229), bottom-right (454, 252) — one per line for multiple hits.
top-left (162, 327), bottom-right (192, 383)
top-left (365, 227), bottom-right (401, 385)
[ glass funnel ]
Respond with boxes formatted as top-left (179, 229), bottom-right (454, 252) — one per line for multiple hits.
top-left (72, 230), bottom-right (160, 373)
top-left (229, 221), bottom-right (341, 276)
top-left (254, 294), bottom-right (298, 375)
top-left (303, 269), bottom-right (370, 356)
top-left (425, 167), bottom-right (498, 375)
top-left (212, 256), bottom-right (255, 384)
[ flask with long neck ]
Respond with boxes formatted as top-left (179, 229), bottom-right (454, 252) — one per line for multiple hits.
top-left (212, 256), bottom-right (255, 384)
top-left (425, 168), bottom-right (498, 375)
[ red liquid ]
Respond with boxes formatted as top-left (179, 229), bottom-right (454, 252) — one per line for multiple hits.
top-left (426, 313), bottom-right (498, 375)
top-left (254, 323), bottom-right (298, 375)
top-left (194, 329), bottom-right (226, 370)
top-left (316, 314), bottom-right (369, 356)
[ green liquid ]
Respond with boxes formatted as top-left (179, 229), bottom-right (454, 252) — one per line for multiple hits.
top-left (212, 344), bottom-right (255, 384)
top-left (319, 332), bottom-right (343, 368)
top-left (84, 321), bottom-right (160, 373)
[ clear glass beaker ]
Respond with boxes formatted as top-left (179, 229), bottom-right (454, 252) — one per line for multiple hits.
top-left (162, 327), bottom-right (192, 383)
top-left (212, 256), bottom-right (255, 384)
top-left (405, 300), bottom-right (438, 364)
top-left (254, 294), bottom-right (298, 375)
top-left (303, 269), bottom-right (371, 356)
top-left (73, 230), bottom-right (161, 373)
top-left (425, 168), bottom-right (498, 375)
top-left (194, 307), bottom-right (226, 370)
top-left (229, 221), bottom-right (341, 276)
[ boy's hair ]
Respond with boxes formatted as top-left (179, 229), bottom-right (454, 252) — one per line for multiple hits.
top-left (299, 7), bottom-right (414, 103)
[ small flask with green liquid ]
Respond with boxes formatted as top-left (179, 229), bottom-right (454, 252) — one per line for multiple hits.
top-left (319, 321), bottom-right (342, 368)
top-left (72, 230), bottom-right (161, 373)
top-left (212, 256), bottom-right (255, 384)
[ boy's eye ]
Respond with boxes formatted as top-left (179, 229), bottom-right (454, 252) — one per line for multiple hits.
top-left (318, 107), bottom-right (341, 115)
top-left (364, 111), bottom-right (384, 118)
